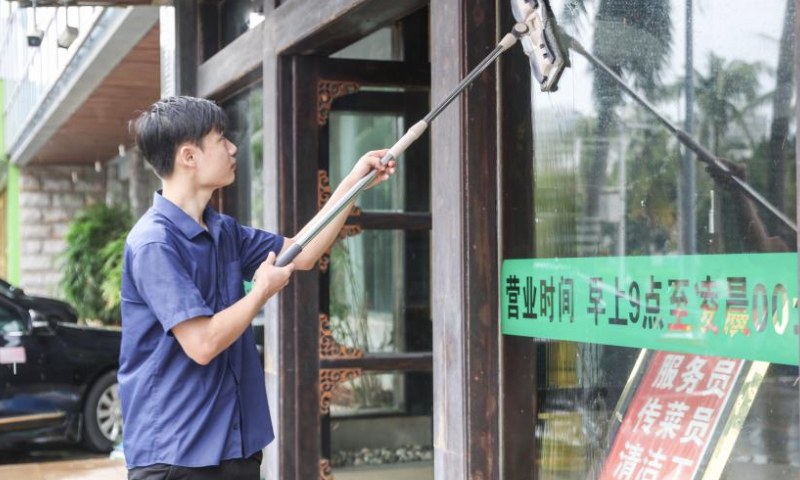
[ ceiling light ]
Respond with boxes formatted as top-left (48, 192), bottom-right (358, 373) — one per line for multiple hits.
top-left (26, 1), bottom-right (44, 47)
top-left (57, 2), bottom-right (78, 49)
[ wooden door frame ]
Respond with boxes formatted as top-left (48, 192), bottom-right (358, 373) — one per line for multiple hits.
top-left (257, 1), bottom-right (522, 479)
top-left (498, 1), bottom-right (537, 478)
top-left (430, 1), bottom-right (501, 480)
top-left (263, 4), bottom-right (432, 480)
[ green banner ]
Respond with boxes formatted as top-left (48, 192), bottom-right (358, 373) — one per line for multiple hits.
top-left (501, 253), bottom-right (799, 365)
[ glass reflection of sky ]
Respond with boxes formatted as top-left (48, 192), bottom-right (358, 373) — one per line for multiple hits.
top-left (543, 0), bottom-right (786, 121)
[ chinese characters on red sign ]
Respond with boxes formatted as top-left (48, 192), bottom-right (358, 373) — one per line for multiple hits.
top-left (598, 351), bottom-right (744, 480)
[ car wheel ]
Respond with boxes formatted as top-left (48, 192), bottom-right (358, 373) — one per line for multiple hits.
top-left (82, 369), bottom-right (122, 452)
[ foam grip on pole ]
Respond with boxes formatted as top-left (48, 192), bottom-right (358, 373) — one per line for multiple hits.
top-left (499, 32), bottom-right (517, 50)
top-left (275, 242), bottom-right (303, 267)
top-left (388, 120), bottom-right (429, 159)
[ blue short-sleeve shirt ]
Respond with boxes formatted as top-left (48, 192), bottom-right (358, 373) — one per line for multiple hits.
top-left (119, 192), bottom-right (284, 468)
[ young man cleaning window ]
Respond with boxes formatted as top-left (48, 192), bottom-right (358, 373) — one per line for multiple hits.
top-left (119, 96), bottom-right (395, 480)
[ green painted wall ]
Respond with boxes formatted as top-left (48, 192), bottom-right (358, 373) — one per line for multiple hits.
top-left (7, 167), bottom-right (20, 284)
top-left (1, 80), bottom-right (20, 284)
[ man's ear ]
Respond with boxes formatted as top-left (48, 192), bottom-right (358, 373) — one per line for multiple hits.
top-left (176, 143), bottom-right (199, 170)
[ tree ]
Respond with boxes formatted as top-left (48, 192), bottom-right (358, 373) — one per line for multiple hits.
top-left (62, 203), bottom-right (132, 325)
top-left (693, 53), bottom-right (764, 155)
top-left (583, 0), bottom-right (673, 220)
top-left (766, 0), bottom-right (795, 232)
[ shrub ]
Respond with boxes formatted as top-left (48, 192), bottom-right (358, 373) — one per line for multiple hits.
top-left (62, 203), bottom-right (132, 325)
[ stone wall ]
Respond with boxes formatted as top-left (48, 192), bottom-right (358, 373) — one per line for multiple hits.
top-left (18, 165), bottom-right (105, 297)
top-left (105, 151), bottom-right (160, 218)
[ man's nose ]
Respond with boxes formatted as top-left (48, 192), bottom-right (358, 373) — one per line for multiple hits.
top-left (228, 140), bottom-right (238, 156)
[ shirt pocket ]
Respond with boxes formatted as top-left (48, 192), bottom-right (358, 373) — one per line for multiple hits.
top-left (224, 260), bottom-right (245, 305)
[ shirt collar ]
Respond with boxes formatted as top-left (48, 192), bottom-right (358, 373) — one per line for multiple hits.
top-left (152, 190), bottom-right (221, 241)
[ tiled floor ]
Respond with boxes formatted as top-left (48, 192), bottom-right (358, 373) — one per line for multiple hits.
top-left (0, 457), bottom-right (127, 480)
top-left (333, 461), bottom-right (434, 480)
top-left (0, 445), bottom-right (126, 480)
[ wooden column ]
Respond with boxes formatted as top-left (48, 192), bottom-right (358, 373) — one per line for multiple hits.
top-left (794, 0), bottom-right (800, 443)
top-left (160, 0), bottom-right (198, 97)
top-left (431, 1), bottom-right (500, 479)
top-left (499, 1), bottom-right (538, 478)
top-left (262, 4), bottom-right (277, 478)
top-left (262, 4), bottom-right (290, 480)
top-left (264, 5), bottom-right (322, 477)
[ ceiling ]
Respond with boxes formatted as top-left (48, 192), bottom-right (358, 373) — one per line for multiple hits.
top-left (12, 1), bottom-right (157, 6)
top-left (28, 25), bottom-right (160, 165)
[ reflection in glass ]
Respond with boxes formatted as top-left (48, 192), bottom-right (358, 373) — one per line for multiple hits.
top-left (221, 86), bottom-right (264, 336)
top-left (330, 371), bottom-right (405, 416)
top-left (220, 0), bottom-right (263, 48)
top-left (329, 111), bottom-right (406, 212)
top-left (526, 0), bottom-right (798, 478)
top-left (221, 85), bottom-right (264, 229)
top-left (329, 230), bottom-right (430, 354)
top-left (329, 371), bottom-right (433, 479)
top-left (330, 27), bottom-right (401, 61)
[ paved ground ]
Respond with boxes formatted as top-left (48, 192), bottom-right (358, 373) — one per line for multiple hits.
top-left (0, 444), bottom-right (126, 480)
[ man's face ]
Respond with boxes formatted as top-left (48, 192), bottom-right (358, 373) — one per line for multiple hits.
top-left (195, 129), bottom-right (238, 188)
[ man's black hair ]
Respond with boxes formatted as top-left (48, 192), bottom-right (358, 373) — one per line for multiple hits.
top-left (132, 96), bottom-right (228, 178)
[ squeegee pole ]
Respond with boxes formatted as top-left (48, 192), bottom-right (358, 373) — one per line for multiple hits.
top-left (275, 26), bottom-right (526, 267)
top-left (564, 31), bottom-right (798, 234)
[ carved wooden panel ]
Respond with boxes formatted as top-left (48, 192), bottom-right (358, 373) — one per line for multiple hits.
top-left (320, 314), bottom-right (364, 359)
top-left (319, 314), bottom-right (363, 416)
top-left (318, 80), bottom-right (360, 126)
top-left (320, 368), bottom-right (361, 416)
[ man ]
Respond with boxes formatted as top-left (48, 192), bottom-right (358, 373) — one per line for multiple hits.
top-left (119, 96), bottom-right (395, 479)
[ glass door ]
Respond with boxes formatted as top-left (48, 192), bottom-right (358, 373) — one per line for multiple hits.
top-left (281, 10), bottom-right (433, 480)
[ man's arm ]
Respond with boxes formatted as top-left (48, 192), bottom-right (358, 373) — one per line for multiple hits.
top-left (706, 160), bottom-right (789, 253)
top-left (172, 252), bottom-right (293, 365)
top-left (283, 149), bottom-right (396, 270)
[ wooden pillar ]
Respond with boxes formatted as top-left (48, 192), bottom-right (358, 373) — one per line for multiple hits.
top-left (499, 0), bottom-right (538, 478)
top-left (262, 4), bottom-right (282, 480)
top-left (794, 0), bottom-right (800, 444)
top-left (264, 4), bottom-right (321, 480)
top-left (160, 0), bottom-right (198, 97)
top-left (431, 1), bottom-right (500, 479)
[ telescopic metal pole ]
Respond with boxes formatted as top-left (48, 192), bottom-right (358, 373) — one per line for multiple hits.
top-left (562, 30), bottom-right (798, 234)
top-left (275, 23), bottom-right (531, 267)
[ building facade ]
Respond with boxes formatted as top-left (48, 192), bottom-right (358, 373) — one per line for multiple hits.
top-left (1, 2), bottom-right (160, 297)
top-left (3, 1), bottom-right (800, 480)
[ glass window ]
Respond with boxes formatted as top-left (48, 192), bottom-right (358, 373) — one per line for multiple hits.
top-left (331, 27), bottom-right (401, 62)
top-left (221, 84), bottom-right (264, 229)
top-left (329, 371), bottom-right (433, 477)
top-left (220, 0), bottom-right (262, 47)
top-left (514, 0), bottom-right (798, 478)
top-left (323, 22), bottom-right (432, 479)
top-left (220, 85), bottom-right (264, 338)
top-left (201, 0), bottom-right (264, 60)
top-left (329, 111), bottom-right (406, 212)
top-left (329, 230), bottom-right (431, 354)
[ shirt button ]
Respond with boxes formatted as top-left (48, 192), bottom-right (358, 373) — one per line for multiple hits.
top-left (233, 424), bottom-right (240, 430)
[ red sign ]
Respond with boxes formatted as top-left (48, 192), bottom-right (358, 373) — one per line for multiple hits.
top-left (598, 351), bottom-right (744, 480)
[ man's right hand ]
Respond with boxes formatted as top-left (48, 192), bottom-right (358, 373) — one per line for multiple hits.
top-left (252, 252), bottom-right (295, 302)
top-left (706, 157), bottom-right (746, 192)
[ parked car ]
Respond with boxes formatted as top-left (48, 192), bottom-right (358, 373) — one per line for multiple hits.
top-left (0, 278), bottom-right (121, 453)
top-left (0, 278), bottom-right (78, 324)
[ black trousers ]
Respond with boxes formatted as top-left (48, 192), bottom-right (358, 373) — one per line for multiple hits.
top-left (128, 451), bottom-right (263, 480)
